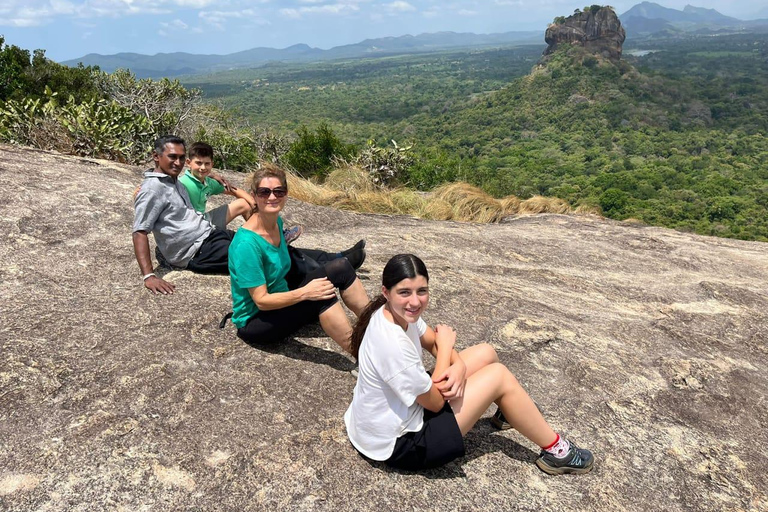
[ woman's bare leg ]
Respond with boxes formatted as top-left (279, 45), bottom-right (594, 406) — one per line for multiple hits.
top-left (319, 302), bottom-right (353, 353)
top-left (340, 278), bottom-right (368, 317)
top-left (449, 363), bottom-right (558, 447)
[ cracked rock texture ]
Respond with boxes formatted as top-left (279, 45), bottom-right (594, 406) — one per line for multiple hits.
top-left (1, 144), bottom-right (767, 511)
top-left (544, 7), bottom-right (626, 62)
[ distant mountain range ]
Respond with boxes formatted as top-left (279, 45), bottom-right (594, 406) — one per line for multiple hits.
top-left (61, 31), bottom-right (541, 79)
top-left (619, 1), bottom-right (768, 37)
top-left (62, 2), bottom-right (768, 78)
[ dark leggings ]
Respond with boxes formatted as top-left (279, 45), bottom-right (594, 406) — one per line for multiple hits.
top-left (237, 257), bottom-right (357, 345)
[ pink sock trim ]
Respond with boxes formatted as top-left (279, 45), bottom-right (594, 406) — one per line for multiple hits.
top-left (542, 433), bottom-right (560, 451)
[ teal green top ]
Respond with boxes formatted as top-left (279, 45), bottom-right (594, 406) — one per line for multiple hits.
top-left (178, 169), bottom-right (226, 213)
top-left (228, 217), bottom-right (290, 328)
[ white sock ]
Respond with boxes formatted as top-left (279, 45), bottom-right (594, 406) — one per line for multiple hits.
top-left (544, 435), bottom-right (570, 458)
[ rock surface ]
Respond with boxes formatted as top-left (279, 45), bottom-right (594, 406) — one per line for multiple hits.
top-left (544, 7), bottom-right (626, 62)
top-left (1, 144), bottom-right (767, 511)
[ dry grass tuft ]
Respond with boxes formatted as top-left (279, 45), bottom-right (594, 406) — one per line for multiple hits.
top-left (419, 199), bottom-right (453, 220)
top-left (338, 192), bottom-right (397, 214)
top-left (390, 188), bottom-right (427, 215)
top-left (286, 170), bottom-right (581, 223)
top-left (500, 195), bottom-right (521, 214)
top-left (432, 183), bottom-right (505, 223)
top-left (519, 195), bottom-right (572, 214)
top-left (324, 165), bottom-right (376, 194)
top-left (286, 171), bottom-right (325, 203)
top-left (621, 217), bottom-right (646, 225)
top-left (575, 203), bottom-right (603, 215)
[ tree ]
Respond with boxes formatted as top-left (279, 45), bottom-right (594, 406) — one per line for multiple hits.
top-left (284, 123), bottom-right (355, 177)
top-left (96, 69), bottom-right (201, 136)
top-left (0, 36), bottom-right (31, 101)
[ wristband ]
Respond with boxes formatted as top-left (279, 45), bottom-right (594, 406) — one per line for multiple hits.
top-left (143, 273), bottom-right (156, 281)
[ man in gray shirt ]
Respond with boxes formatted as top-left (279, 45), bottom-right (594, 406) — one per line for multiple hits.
top-left (133, 135), bottom-right (236, 294)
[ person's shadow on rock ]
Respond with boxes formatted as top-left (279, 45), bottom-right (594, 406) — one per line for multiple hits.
top-left (359, 422), bottom-right (538, 479)
top-left (241, 323), bottom-right (356, 372)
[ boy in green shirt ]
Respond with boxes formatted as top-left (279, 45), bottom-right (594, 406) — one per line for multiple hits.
top-left (179, 142), bottom-right (301, 242)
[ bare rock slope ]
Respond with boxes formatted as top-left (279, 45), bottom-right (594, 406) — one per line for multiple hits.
top-left (544, 7), bottom-right (626, 62)
top-left (1, 144), bottom-right (767, 511)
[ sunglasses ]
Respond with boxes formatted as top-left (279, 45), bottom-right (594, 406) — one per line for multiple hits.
top-left (255, 187), bottom-right (288, 199)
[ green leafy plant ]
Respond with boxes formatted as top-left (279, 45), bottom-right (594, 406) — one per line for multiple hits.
top-left (284, 123), bottom-right (355, 178)
top-left (354, 139), bottom-right (414, 186)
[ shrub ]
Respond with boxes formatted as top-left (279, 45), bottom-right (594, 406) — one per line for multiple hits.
top-left (599, 188), bottom-right (629, 215)
top-left (0, 89), bottom-right (152, 162)
top-left (283, 123), bottom-right (355, 178)
top-left (353, 139), bottom-right (414, 186)
top-left (97, 68), bottom-right (201, 138)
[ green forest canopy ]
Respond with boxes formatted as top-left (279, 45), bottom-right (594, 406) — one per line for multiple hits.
top-left (185, 34), bottom-right (768, 241)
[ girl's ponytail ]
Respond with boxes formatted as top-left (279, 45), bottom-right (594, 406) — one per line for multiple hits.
top-left (350, 295), bottom-right (387, 359)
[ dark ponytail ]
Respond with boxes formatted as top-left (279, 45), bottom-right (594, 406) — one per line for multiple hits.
top-left (350, 254), bottom-right (429, 359)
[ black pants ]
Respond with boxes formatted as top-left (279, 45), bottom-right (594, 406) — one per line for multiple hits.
top-left (186, 229), bottom-right (235, 275)
top-left (237, 257), bottom-right (357, 345)
top-left (187, 230), bottom-right (340, 275)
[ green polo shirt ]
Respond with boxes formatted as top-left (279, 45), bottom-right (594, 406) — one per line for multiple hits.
top-left (228, 217), bottom-right (291, 328)
top-left (178, 169), bottom-right (226, 213)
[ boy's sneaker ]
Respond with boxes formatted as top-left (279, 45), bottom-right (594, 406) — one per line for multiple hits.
top-left (350, 364), bottom-right (359, 378)
top-left (536, 441), bottom-right (594, 475)
top-left (490, 408), bottom-right (512, 430)
top-left (283, 225), bottom-right (303, 245)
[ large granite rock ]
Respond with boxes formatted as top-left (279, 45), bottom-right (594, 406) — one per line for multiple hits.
top-left (1, 144), bottom-right (766, 511)
top-left (544, 7), bottom-right (626, 62)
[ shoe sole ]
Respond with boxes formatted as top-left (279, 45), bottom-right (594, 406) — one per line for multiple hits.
top-left (490, 417), bottom-right (512, 430)
top-left (535, 458), bottom-right (594, 475)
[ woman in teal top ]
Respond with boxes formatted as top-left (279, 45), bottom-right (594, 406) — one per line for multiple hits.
top-left (228, 164), bottom-right (369, 352)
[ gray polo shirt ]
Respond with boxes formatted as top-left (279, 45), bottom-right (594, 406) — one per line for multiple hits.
top-left (133, 170), bottom-right (214, 268)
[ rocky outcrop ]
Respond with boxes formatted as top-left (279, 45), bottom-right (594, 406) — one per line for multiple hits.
top-left (544, 7), bottom-right (626, 62)
top-left (1, 144), bottom-right (767, 511)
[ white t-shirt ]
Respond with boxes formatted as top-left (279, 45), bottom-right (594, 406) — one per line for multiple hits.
top-left (344, 306), bottom-right (433, 461)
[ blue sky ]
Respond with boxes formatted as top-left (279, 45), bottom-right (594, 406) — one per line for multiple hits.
top-left (0, 0), bottom-right (764, 62)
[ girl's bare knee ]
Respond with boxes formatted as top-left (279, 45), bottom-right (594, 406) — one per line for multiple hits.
top-left (478, 343), bottom-right (499, 364)
top-left (492, 363), bottom-right (520, 393)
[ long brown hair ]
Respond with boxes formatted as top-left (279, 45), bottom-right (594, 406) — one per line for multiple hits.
top-left (350, 254), bottom-right (429, 359)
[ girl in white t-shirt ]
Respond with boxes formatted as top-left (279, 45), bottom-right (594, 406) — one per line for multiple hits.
top-left (344, 254), bottom-right (594, 474)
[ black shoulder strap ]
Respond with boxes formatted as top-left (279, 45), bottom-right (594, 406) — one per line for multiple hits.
top-left (219, 311), bottom-right (233, 329)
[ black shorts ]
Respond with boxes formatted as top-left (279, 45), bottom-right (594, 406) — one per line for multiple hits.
top-left (385, 402), bottom-right (465, 470)
top-left (204, 204), bottom-right (229, 231)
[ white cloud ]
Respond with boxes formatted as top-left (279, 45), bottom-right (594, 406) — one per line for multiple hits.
top-left (160, 18), bottom-right (188, 29)
top-left (457, 9), bottom-right (476, 16)
top-left (198, 8), bottom-right (271, 30)
top-left (383, 1), bottom-right (416, 13)
top-left (4, 17), bottom-right (45, 26)
top-left (279, 3), bottom-right (360, 19)
top-left (279, 8), bottom-right (300, 18)
top-left (172, 0), bottom-right (217, 7)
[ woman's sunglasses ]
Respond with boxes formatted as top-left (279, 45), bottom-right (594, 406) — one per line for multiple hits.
top-left (255, 187), bottom-right (288, 199)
